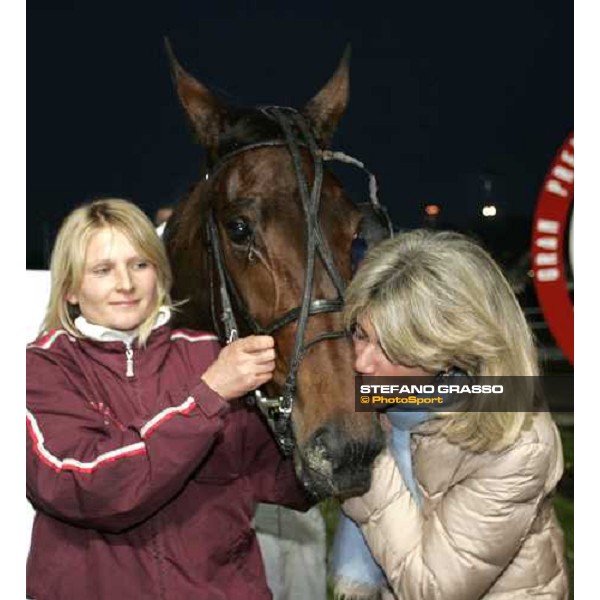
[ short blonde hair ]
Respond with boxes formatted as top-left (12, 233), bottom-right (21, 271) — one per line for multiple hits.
top-left (345, 230), bottom-right (538, 451)
top-left (43, 198), bottom-right (173, 346)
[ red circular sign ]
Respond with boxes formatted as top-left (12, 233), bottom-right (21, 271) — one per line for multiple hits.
top-left (531, 133), bottom-right (574, 365)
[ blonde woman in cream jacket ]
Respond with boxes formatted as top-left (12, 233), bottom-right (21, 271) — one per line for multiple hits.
top-left (334, 230), bottom-right (568, 600)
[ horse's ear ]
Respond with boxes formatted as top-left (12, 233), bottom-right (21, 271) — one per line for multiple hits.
top-left (165, 38), bottom-right (227, 150)
top-left (303, 46), bottom-right (350, 146)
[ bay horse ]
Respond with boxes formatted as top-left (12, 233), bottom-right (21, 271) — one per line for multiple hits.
top-left (163, 43), bottom-right (387, 500)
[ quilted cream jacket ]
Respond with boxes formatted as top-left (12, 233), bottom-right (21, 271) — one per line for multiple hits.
top-left (343, 412), bottom-right (568, 599)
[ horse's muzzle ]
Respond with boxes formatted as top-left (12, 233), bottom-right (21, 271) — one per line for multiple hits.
top-left (295, 419), bottom-right (385, 500)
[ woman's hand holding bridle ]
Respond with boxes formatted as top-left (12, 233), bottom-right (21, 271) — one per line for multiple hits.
top-left (201, 335), bottom-right (276, 401)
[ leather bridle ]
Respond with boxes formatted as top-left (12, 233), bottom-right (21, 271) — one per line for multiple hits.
top-left (205, 106), bottom-right (391, 455)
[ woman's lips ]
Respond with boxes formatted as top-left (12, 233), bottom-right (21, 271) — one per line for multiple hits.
top-left (110, 300), bottom-right (140, 307)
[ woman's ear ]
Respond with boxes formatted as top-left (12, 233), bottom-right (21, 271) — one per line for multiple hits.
top-left (66, 292), bottom-right (78, 306)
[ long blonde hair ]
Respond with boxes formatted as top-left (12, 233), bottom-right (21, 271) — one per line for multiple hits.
top-left (345, 229), bottom-right (538, 452)
top-left (43, 198), bottom-right (173, 346)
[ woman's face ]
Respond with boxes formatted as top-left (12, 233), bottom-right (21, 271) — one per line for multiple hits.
top-left (67, 227), bottom-right (158, 331)
top-left (352, 317), bottom-right (430, 377)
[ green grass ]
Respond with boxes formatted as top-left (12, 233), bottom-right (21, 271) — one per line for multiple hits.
top-left (321, 423), bottom-right (574, 599)
top-left (319, 497), bottom-right (341, 600)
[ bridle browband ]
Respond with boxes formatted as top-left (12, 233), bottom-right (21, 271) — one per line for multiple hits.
top-left (205, 106), bottom-right (391, 455)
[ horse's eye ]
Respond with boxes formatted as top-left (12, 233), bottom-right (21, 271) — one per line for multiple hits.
top-left (225, 218), bottom-right (253, 243)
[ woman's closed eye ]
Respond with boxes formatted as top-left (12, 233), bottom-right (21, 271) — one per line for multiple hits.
top-left (91, 264), bottom-right (111, 276)
top-left (132, 260), bottom-right (151, 270)
top-left (350, 323), bottom-right (370, 343)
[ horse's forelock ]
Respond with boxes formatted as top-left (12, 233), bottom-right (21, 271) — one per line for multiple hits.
top-left (215, 108), bottom-right (284, 160)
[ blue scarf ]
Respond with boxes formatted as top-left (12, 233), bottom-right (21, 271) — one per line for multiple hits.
top-left (330, 410), bottom-right (432, 599)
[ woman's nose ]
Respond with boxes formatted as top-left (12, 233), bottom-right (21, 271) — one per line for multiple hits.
top-left (115, 266), bottom-right (134, 292)
top-left (354, 342), bottom-right (375, 375)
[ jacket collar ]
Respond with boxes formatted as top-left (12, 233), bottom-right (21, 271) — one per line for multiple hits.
top-left (74, 307), bottom-right (171, 343)
top-left (73, 307), bottom-right (173, 379)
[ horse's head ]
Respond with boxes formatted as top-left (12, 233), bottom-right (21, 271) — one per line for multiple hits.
top-left (164, 44), bottom-right (385, 500)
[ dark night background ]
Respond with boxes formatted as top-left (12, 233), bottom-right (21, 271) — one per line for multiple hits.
top-left (27, 2), bottom-right (573, 270)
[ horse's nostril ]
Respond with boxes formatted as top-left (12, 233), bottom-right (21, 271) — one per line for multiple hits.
top-left (312, 428), bottom-right (331, 449)
top-left (298, 422), bottom-right (385, 498)
top-left (308, 424), bottom-right (384, 473)
top-left (310, 427), bottom-right (341, 464)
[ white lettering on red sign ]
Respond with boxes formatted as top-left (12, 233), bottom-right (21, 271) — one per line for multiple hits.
top-left (545, 179), bottom-right (570, 198)
top-left (535, 237), bottom-right (558, 250)
top-left (534, 219), bottom-right (561, 281)
top-left (561, 149), bottom-right (574, 168)
top-left (537, 268), bottom-right (560, 282)
top-left (537, 219), bottom-right (560, 234)
top-left (535, 253), bottom-right (558, 266)
top-left (530, 133), bottom-right (574, 365)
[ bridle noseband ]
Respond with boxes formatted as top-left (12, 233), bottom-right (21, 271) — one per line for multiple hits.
top-left (206, 106), bottom-right (392, 456)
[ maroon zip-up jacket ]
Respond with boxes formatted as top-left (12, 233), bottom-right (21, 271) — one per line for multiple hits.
top-left (26, 324), bottom-right (312, 600)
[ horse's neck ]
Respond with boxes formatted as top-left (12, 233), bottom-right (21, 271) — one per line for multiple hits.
top-left (172, 289), bottom-right (216, 333)
top-left (168, 184), bottom-right (219, 334)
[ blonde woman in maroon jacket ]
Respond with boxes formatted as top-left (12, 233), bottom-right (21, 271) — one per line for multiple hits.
top-left (26, 198), bottom-right (311, 600)
top-left (335, 230), bottom-right (568, 600)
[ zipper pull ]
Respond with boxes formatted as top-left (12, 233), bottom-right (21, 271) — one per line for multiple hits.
top-left (125, 342), bottom-right (134, 378)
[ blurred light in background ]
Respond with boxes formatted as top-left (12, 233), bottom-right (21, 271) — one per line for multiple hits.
top-left (482, 204), bottom-right (497, 217)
